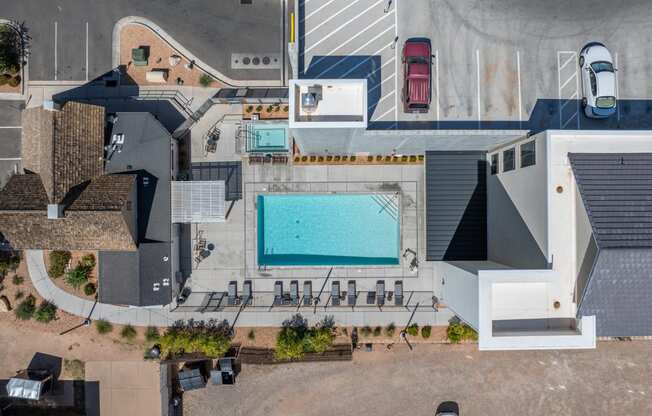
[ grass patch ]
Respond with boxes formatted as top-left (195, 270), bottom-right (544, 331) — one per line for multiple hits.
top-left (121, 324), bottom-right (137, 341)
top-left (447, 322), bottom-right (478, 343)
top-left (95, 319), bottom-right (113, 334)
top-left (65, 264), bottom-right (90, 289)
top-left (160, 319), bottom-right (232, 358)
top-left (247, 329), bottom-right (255, 340)
top-left (15, 294), bottom-right (35, 320)
top-left (34, 301), bottom-right (57, 323)
top-left (48, 250), bottom-right (71, 278)
top-left (145, 326), bottom-right (160, 342)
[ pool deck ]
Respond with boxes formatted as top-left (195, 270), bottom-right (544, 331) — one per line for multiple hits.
top-left (182, 103), bottom-right (445, 324)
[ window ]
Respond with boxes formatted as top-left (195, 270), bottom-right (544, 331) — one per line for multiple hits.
top-left (490, 153), bottom-right (499, 175)
top-left (503, 148), bottom-right (515, 172)
top-left (589, 71), bottom-right (597, 96)
top-left (590, 61), bottom-right (614, 73)
top-left (520, 141), bottom-right (536, 168)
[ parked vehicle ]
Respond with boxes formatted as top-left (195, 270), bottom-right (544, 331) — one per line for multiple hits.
top-left (579, 43), bottom-right (617, 118)
top-left (435, 401), bottom-right (459, 416)
top-left (402, 38), bottom-right (432, 113)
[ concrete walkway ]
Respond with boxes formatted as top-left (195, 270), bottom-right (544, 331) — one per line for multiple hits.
top-left (27, 250), bottom-right (453, 328)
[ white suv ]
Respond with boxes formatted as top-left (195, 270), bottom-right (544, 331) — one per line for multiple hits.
top-left (579, 43), bottom-right (617, 119)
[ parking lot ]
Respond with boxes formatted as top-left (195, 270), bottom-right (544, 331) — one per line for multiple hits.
top-left (300, 0), bottom-right (652, 130)
top-left (0, 101), bottom-right (23, 188)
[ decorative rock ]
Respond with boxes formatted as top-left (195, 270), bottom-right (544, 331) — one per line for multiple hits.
top-left (0, 295), bottom-right (11, 312)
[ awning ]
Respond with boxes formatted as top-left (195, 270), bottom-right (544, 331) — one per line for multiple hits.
top-left (172, 181), bottom-right (226, 223)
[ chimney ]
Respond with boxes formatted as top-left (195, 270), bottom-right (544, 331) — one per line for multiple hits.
top-left (47, 204), bottom-right (64, 219)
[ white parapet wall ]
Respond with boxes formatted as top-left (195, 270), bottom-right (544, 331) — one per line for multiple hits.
top-left (477, 269), bottom-right (596, 350)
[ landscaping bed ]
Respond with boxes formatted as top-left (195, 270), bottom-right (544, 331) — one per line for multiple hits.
top-left (44, 250), bottom-right (98, 301)
top-left (0, 23), bottom-right (24, 94)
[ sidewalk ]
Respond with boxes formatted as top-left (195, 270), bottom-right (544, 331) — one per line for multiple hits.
top-left (26, 250), bottom-right (452, 328)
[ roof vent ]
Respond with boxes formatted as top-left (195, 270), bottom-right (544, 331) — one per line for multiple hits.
top-left (47, 204), bottom-right (64, 219)
top-left (301, 85), bottom-right (323, 113)
top-left (42, 100), bottom-right (61, 111)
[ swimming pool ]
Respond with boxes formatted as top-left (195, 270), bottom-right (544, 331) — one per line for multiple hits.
top-left (257, 194), bottom-right (400, 266)
top-left (245, 122), bottom-right (289, 152)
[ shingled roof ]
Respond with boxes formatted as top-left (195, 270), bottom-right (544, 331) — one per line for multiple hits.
top-left (69, 174), bottom-right (136, 211)
top-left (0, 174), bottom-right (49, 211)
top-left (569, 153), bottom-right (652, 248)
top-left (570, 153), bottom-right (652, 337)
top-left (22, 101), bottom-right (105, 203)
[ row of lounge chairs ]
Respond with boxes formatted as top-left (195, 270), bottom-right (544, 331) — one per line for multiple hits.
top-left (248, 154), bottom-right (289, 165)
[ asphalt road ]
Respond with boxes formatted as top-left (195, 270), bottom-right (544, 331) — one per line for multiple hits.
top-left (184, 341), bottom-right (652, 416)
top-left (3, 0), bottom-right (288, 83)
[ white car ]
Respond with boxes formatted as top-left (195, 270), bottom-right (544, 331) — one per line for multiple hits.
top-left (579, 43), bottom-right (617, 118)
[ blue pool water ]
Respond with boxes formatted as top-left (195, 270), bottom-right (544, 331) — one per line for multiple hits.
top-left (257, 194), bottom-right (400, 266)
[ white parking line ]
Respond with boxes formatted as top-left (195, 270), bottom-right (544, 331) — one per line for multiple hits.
top-left (341, 42), bottom-right (394, 78)
top-left (476, 49), bottom-right (481, 129)
top-left (305, 0), bottom-right (387, 53)
top-left (516, 50), bottom-right (522, 128)
top-left (54, 21), bottom-right (58, 80)
top-left (0, 126), bottom-right (21, 129)
top-left (435, 49), bottom-right (439, 124)
top-left (302, 0), bottom-right (338, 22)
top-left (393, 0), bottom-right (398, 123)
top-left (316, 19), bottom-right (394, 68)
top-left (304, 0), bottom-right (365, 38)
top-left (374, 89), bottom-right (395, 107)
top-left (321, 12), bottom-right (394, 58)
top-left (368, 70), bottom-right (396, 94)
top-left (85, 22), bottom-right (89, 81)
top-left (0, 158), bottom-right (21, 161)
top-left (615, 52), bottom-right (620, 122)
top-left (375, 106), bottom-right (396, 120)
top-left (557, 51), bottom-right (579, 129)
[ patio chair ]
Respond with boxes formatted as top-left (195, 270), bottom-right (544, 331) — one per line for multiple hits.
top-left (273, 281), bottom-right (283, 306)
top-left (376, 280), bottom-right (385, 306)
top-left (331, 281), bottom-right (341, 306)
top-left (394, 281), bottom-right (403, 306)
top-left (303, 281), bottom-right (312, 306)
top-left (194, 237), bottom-right (207, 252)
top-left (243, 280), bottom-right (252, 305)
top-left (290, 280), bottom-right (299, 306)
top-left (227, 281), bottom-right (238, 306)
top-left (205, 140), bottom-right (217, 153)
top-left (347, 281), bottom-right (357, 306)
top-left (131, 47), bottom-right (149, 66)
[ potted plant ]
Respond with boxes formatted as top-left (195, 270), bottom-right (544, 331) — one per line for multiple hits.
top-left (256, 105), bottom-right (263, 112)
top-left (301, 156), bottom-right (308, 162)
top-left (334, 155), bottom-right (341, 162)
top-left (367, 156), bottom-right (373, 162)
top-left (326, 155), bottom-right (333, 162)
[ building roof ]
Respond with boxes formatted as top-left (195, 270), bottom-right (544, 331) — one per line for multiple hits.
top-left (569, 153), bottom-right (652, 248)
top-left (69, 174), bottom-right (136, 211)
top-left (0, 174), bottom-right (49, 210)
top-left (22, 102), bottom-right (105, 203)
top-left (190, 161), bottom-right (242, 201)
top-left (571, 153), bottom-right (652, 337)
top-left (425, 151), bottom-right (487, 261)
top-left (0, 210), bottom-right (136, 251)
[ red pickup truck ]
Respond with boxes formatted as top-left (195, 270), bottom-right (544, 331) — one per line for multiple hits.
top-left (402, 38), bottom-right (432, 113)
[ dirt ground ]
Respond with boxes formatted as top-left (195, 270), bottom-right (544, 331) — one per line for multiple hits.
top-left (0, 259), bottom-right (157, 379)
top-left (184, 341), bottom-right (652, 416)
top-left (120, 23), bottom-right (223, 88)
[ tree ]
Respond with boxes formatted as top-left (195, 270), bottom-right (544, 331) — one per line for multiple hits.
top-left (34, 301), bottom-right (57, 323)
top-left (0, 24), bottom-right (23, 73)
top-left (15, 295), bottom-right (36, 320)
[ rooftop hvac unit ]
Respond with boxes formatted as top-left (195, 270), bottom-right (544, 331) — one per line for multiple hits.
top-left (301, 84), bottom-right (323, 112)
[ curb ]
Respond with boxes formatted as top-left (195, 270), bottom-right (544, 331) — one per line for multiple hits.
top-left (112, 16), bottom-right (283, 88)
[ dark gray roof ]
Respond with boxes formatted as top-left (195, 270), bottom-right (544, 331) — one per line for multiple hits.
top-left (99, 113), bottom-right (173, 306)
top-left (571, 153), bottom-right (652, 337)
top-left (569, 153), bottom-right (652, 248)
top-left (99, 243), bottom-right (172, 306)
top-left (191, 161), bottom-right (242, 201)
top-left (577, 248), bottom-right (652, 337)
top-left (425, 151), bottom-right (487, 261)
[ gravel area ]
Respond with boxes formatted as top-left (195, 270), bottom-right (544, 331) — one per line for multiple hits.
top-left (184, 341), bottom-right (652, 416)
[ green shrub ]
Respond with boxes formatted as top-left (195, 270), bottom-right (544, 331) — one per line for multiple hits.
top-left (406, 323), bottom-right (419, 337)
top-left (34, 301), bottom-right (57, 323)
top-left (121, 324), bottom-right (137, 341)
top-left (48, 251), bottom-right (71, 278)
top-left (12, 274), bottom-right (23, 285)
top-left (274, 314), bottom-right (334, 361)
top-left (446, 322), bottom-right (478, 343)
top-left (83, 282), bottom-right (96, 296)
top-left (199, 73), bottom-right (213, 87)
top-left (373, 326), bottom-right (382, 336)
top-left (160, 319), bottom-right (232, 358)
top-left (65, 266), bottom-right (89, 289)
top-left (7, 75), bottom-right (19, 87)
top-left (0, 73), bottom-right (9, 85)
top-left (385, 323), bottom-right (396, 337)
top-left (145, 326), bottom-right (160, 342)
top-left (14, 290), bottom-right (24, 300)
top-left (360, 326), bottom-right (372, 337)
top-left (0, 25), bottom-right (22, 73)
top-left (0, 252), bottom-right (20, 275)
top-left (421, 325), bottom-right (432, 339)
top-left (95, 319), bottom-right (113, 334)
top-left (247, 329), bottom-right (255, 340)
top-left (15, 295), bottom-right (35, 320)
top-left (80, 254), bottom-right (95, 269)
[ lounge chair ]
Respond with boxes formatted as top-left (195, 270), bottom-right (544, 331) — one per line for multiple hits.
top-left (227, 281), bottom-right (238, 306)
top-left (273, 281), bottom-right (283, 306)
top-left (243, 280), bottom-right (252, 305)
top-left (394, 281), bottom-right (403, 306)
top-left (347, 281), bottom-right (356, 306)
top-left (376, 280), bottom-right (385, 306)
top-left (303, 281), bottom-right (312, 306)
top-left (331, 281), bottom-right (340, 306)
top-left (367, 291), bottom-right (376, 305)
top-left (290, 280), bottom-right (299, 305)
